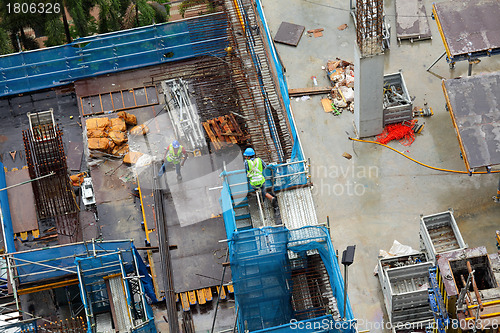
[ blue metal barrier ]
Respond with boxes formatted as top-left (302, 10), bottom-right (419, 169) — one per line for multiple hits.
top-left (0, 14), bottom-right (228, 98)
top-left (0, 162), bottom-right (16, 253)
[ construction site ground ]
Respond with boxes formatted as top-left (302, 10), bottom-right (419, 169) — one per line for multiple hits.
top-left (1, 0), bottom-right (499, 331)
top-left (261, 0), bottom-right (500, 331)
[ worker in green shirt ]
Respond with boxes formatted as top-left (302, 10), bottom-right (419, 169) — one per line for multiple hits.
top-left (158, 140), bottom-right (188, 180)
top-left (244, 147), bottom-right (277, 207)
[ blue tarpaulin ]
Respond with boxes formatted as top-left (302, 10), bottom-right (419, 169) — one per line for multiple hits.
top-left (0, 14), bottom-right (227, 98)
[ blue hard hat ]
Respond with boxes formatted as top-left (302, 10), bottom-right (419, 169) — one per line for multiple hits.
top-left (172, 140), bottom-right (180, 149)
top-left (243, 148), bottom-right (255, 157)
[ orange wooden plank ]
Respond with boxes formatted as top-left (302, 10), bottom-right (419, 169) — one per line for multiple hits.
top-left (196, 290), bottom-right (206, 305)
top-left (188, 291), bottom-right (197, 305)
top-left (204, 287), bottom-right (213, 302)
top-left (202, 122), bottom-right (221, 150)
top-left (216, 286), bottom-right (227, 300)
top-left (180, 292), bottom-right (190, 311)
top-left (219, 117), bottom-right (237, 144)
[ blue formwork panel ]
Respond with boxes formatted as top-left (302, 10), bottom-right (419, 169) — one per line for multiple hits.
top-left (0, 14), bottom-right (228, 97)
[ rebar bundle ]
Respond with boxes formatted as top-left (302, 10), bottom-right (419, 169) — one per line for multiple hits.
top-left (356, 0), bottom-right (384, 56)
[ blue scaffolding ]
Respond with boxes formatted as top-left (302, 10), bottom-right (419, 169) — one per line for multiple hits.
top-left (227, 226), bottom-right (356, 332)
top-left (3, 240), bottom-right (156, 333)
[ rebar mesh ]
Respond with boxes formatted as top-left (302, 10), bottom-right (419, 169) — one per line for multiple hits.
top-left (356, 0), bottom-right (384, 56)
top-left (23, 124), bottom-right (80, 241)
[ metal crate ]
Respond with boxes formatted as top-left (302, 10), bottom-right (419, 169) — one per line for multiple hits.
top-left (420, 210), bottom-right (467, 262)
top-left (378, 253), bottom-right (433, 326)
top-left (383, 71), bottom-right (412, 126)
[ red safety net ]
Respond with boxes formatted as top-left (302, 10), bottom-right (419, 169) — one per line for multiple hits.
top-left (376, 120), bottom-right (418, 146)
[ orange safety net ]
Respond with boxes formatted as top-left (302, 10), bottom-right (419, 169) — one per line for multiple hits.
top-left (376, 120), bottom-right (418, 146)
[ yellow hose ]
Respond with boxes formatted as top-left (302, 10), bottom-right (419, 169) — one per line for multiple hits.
top-left (349, 137), bottom-right (500, 174)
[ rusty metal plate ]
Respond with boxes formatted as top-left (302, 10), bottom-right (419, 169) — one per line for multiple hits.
top-left (444, 72), bottom-right (500, 169)
top-left (274, 22), bottom-right (305, 47)
top-left (434, 0), bottom-right (500, 57)
top-left (395, 0), bottom-right (431, 41)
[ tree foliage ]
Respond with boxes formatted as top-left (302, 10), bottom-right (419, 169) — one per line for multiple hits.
top-left (0, 0), bottom-right (171, 53)
top-left (44, 17), bottom-right (66, 47)
top-left (0, 28), bottom-right (14, 55)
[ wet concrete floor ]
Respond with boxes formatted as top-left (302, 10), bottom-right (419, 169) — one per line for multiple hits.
top-left (261, 0), bottom-right (500, 331)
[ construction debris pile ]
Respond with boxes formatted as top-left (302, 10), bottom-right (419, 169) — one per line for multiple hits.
top-left (85, 111), bottom-right (149, 164)
top-left (325, 58), bottom-right (355, 113)
top-left (383, 81), bottom-right (411, 109)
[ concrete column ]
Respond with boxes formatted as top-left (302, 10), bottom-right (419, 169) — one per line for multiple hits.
top-left (354, 45), bottom-right (384, 138)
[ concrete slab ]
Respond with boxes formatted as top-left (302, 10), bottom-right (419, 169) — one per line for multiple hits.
top-left (261, 0), bottom-right (500, 330)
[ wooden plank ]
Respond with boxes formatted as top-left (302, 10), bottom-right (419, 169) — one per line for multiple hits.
top-left (202, 122), bottom-right (221, 150)
top-left (288, 86), bottom-right (332, 97)
top-left (321, 98), bottom-right (334, 113)
top-left (180, 292), bottom-right (190, 311)
top-left (209, 119), bottom-right (223, 140)
top-left (196, 290), bottom-right (206, 305)
top-left (219, 116), bottom-right (237, 144)
top-left (216, 286), bottom-right (227, 300)
top-left (187, 291), bottom-right (197, 305)
top-left (5, 168), bottom-right (38, 234)
top-left (204, 287), bottom-right (213, 302)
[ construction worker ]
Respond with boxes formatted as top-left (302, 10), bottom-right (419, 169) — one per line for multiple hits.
top-left (158, 140), bottom-right (188, 180)
top-left (243, 147), bottom-right (277, 207)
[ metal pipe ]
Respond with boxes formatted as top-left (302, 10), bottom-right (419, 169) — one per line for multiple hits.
top-left (467, 261), bottom-right (483, 311)
top-left (211, 248), bottom-right (230, 333)
top-left (427, 51), bottom-right (447, 72)
top-left (0, 171), bottom-right (55, 192)
top-left (12, 257), bottom-right (76, 274)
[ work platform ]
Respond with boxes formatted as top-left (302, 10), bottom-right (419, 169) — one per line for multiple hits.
top-left (433, 0), bottom-right (500, 62)
top-left (431, 0), bottom-right (500, 74)
top-left (443, 71), bottom-right (500, 170)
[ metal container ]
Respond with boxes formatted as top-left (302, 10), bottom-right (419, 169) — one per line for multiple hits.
top-left (419, 210), bottom-right (467, 262)
top-left (378, 253), bottom-right (434, 327)
top-left (383, 71), bottom-right (412, 126)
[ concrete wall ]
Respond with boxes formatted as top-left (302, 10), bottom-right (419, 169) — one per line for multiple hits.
top-left (354, 46), bottom-right (384, 138)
